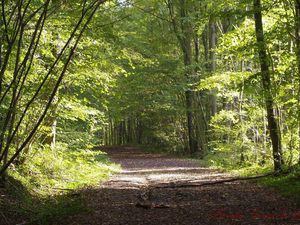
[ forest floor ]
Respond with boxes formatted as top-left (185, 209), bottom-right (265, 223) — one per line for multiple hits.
top-left (56, 146), bottom-right (299, 225)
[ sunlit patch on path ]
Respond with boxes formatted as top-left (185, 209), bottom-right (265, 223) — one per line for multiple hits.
top-left (103, 147), bottom-right (231, 189)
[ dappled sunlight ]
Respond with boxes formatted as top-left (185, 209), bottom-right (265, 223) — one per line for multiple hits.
top-left (1, 0), bottom-right (299, 223)
top-left (63, 147), bottom-right (299, 225)
top-left (122, 167), bottom-right (217, 174)
top-left (105, 170), bottom-right (230, 189)
top-left (147, 172), bottom-right (227, 181)
top-left (100, 147), bottom-right (231, 190)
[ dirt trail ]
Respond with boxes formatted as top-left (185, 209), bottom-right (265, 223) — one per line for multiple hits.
top-left (62, 146), bottom-right (299, 225)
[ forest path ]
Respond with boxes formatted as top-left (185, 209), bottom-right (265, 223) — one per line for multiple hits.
top-left (63, 146), bottom-right (299, 225)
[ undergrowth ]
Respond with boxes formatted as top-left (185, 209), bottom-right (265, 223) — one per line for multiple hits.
top-left (201, 151), bottom-right (300, 205)
top-left (257, 167), bottom-right (300, 205)
top-left (2, 143), bottom-right (120, 224)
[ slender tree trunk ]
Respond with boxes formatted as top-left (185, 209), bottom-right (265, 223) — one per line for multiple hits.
top-left (0, 0), bottom-right (106, 176)
top-left (294, 0), bottom-right (300, 164)
top-left (261, 110), bottom-right (267, 165)
top-left (137, 118), bottom-right (143, 144)
top-left (194, 35), bottom-right (207, 156)
top-left (185, 90), bottom-right (196, 154)
top-left (182, 20), bottom-right (196, 154)
top-left (209, 19), bottom-right (217, 116)
top-left (166, 0), bottom-right (198, 154)
top-left (127, 118), bottom-right (132, 143)
top-left (253, 0), bottom-right (283, 172)
top-left (51, 118), bottom-right (57, 149)
top-left (180, 0), bottom-right (198, 154)
top-left (202, 26), bottom-right (209, 68)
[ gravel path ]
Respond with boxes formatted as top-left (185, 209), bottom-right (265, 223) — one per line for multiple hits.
top-left (61, 146), bottom-right (300, 225)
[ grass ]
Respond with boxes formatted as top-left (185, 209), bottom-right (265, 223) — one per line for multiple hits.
top-left (199, 151), bottom-right (300, 205)
top-left (1, 143), bottom-right (121, 224)
top-left (229, 164), bottom-right (300, 205)
top-left (3, 176), bottom-right (86, 225)
top-left (257, 168), bottom-right (300, 205)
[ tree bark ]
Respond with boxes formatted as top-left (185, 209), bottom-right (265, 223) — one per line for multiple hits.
top-left (294, 0), bottom-right (300, 164)
top-left (208, 19), bottom-right (217, 116)
top-left (253, 0), bottom-right (283, 172)
top-left (166, 0), bottom-right (198, 154)
top-left (180, 0), bottom-right (198, 154)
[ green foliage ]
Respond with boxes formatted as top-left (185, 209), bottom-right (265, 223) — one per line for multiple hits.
top-left (1, 2), bottom-right (300, 222)
top-left (10, 144), bottom-right (120, 193)
top-left (4, 179), bottom-right (85, 225)
top-left (4, 144), bottom-right (120, 224)
top-left (198, 72), bottom-right (252, 94)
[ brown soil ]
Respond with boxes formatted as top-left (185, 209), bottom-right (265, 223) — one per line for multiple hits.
top-left (57, 146), bottom-right (300, 225)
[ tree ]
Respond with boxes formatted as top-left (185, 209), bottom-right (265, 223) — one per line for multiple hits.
top-left (0, 0), bottom-right (107, 180)
top-left (166, 0), bottom-right (200, 154)
top-left (253, 0), bottom-right (283, 171)
top-left (294, 0), bottom-right (300, 163)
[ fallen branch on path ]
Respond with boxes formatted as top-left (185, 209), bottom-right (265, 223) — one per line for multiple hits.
top-left (135, 201), bottom-right (174, 209)
top-left (149, 172), bottom-right (275, 189)
top-left (135, 173), bottom-right (276, 209)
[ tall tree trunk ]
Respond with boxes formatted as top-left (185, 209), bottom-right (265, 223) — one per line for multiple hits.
top-left (194, 35), bottom-right (207, 156)
top-left (253, 0), bottom-right (283, 172)
top-left (294, 0), bottom-right (300, 164)
top-left (180, 0), bottom-right (198, 154)
top-left (166, 0), bottom-right (198, 154)
top-left (182, 33), bottom-right (197, 154)
top-left (209, 19), bottom-right (217, 116)
top-left (41, 104), bottom-right (58, 148)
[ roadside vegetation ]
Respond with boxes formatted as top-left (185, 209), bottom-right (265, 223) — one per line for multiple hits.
top-left (2, 144), bottom-right (120, 224)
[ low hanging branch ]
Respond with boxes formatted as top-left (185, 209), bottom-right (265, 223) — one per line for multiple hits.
top-left (0, 0), bottom-right (108, 176)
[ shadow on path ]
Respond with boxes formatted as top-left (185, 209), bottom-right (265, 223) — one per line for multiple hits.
top-left (58, 146), bottom-right (300, 225)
